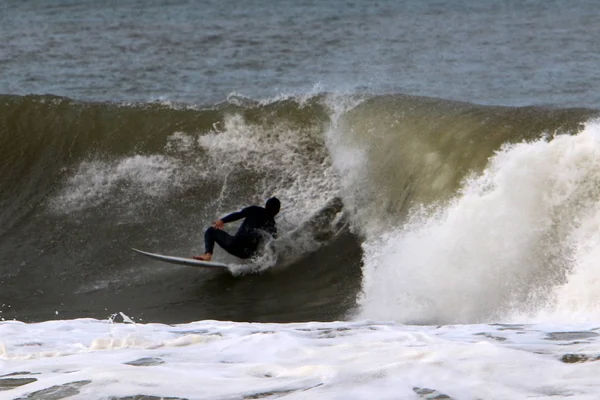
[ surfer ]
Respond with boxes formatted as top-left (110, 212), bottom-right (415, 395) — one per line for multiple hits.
top-left (194, 197), bottom-right (281, 261)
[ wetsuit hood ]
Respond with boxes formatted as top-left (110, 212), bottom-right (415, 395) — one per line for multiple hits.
top-left (265, 197), bottom-right (280, 216)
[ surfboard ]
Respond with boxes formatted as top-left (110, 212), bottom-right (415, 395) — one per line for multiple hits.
top-left (131, 248), bottom-right (232, 269)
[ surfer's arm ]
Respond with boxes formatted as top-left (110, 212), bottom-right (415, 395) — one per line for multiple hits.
top-left (217, 208), bottom-right (250, 226)
top-left (212, 214), bottom-right (238, 229)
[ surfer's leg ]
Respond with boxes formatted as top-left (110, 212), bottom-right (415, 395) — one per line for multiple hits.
top-left (211, 230), bottom-right (254, 259)
top-left (195, 227), bottom-right (235, 261)
top-left (212, 228), bottom-right (236, 251)
top-left (228, 234), bottom-right (258, 259)
top-left (215, 230), bottom-right (256, 259)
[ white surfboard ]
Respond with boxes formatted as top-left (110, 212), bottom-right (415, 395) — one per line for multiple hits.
top-left (131, 248), bottom-right (232, 269)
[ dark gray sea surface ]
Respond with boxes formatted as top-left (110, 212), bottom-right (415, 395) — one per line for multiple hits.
top-left (2, 0), bottom-right (599, 107)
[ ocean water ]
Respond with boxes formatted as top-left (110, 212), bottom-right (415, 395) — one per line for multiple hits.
top-left (2, 0), bottom-right (600, 398)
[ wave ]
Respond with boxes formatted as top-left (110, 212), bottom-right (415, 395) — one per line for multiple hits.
top-left (333, 96), bottom-right (600, 324)
top-left (0, 92), bottom-right (598, 324)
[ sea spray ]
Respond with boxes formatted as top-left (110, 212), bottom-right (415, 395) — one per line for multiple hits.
top-left (358, 120), bottom-right (600, 324)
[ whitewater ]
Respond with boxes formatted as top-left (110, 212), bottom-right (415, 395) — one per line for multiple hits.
top-left (3, 317), bottom-right (600, 399)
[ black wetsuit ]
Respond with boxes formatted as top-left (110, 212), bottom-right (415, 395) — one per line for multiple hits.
top-left (204, 206), bottom-right (277, 259)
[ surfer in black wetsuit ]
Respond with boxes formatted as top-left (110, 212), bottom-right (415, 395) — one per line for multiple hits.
top-left (194, 197), bottom-right (280, 261)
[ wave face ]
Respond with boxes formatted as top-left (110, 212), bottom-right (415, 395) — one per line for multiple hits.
top-left (329, 96), bottom-right (599, 324)
top-left (0, 93), bottom-right (598, 324)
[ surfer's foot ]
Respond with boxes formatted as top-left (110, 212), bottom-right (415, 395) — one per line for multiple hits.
top-left (193, 253), bottom-right (212, 261)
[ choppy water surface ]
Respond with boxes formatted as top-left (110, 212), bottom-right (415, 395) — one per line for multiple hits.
top-left (3, 0), bottom-right (600, 106)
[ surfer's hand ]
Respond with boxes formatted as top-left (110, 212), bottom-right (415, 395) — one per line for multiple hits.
top-left (213, 219), bottom-right (224, 229)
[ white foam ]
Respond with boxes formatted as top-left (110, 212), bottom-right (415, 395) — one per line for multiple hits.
top-left (323, 94), bottom-right (376, 233)
top-left (50, 155), bottom-right (184, 213)
top-left (2, 318), bottom-right (600, 399)
top-left (196, 110), bottom-right (340, 226)
top-left (356, 120), bottom-right (600, 324)
top-left (50, 95), bottom-right (341, 231)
